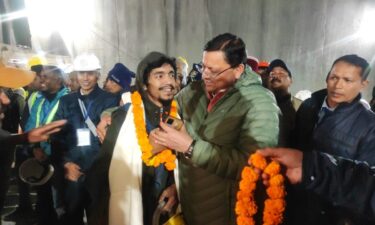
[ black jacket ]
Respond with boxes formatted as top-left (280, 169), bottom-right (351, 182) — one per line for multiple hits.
top-left (291, 89), bottom-right (375, 225)
top-left (303, 151), bottom-right (375, 222)
top-left (276, 93), bottom-right (298, 147)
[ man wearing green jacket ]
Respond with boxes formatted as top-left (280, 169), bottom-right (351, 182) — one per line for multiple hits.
top-left (151, 33), bottom-right (279, 225)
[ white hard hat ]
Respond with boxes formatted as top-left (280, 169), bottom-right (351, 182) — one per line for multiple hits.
top-left (19, 158), bottom-right (54, 186)
top-left (73, 53), bottom-right (101, 71)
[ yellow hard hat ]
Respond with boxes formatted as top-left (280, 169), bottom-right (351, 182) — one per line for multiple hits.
top-left (177, 56), bottom-right (188, 66)
top-left (28, 55), bottom-right (47, 68)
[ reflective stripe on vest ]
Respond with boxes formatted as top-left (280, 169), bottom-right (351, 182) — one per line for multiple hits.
top-left (28, 92), bottom-right (39, 113)
top-left (35, 100), bottom-right (60, 127)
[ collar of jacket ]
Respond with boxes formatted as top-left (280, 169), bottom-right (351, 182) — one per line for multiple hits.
top-left (275, 92), bottom-right (292, 104)
top-left (78, 84), bottom-right (101, 101)
top-left (312, 88), bottom-right (362, 113)
top-left (140, 93), bottom-right (172, 128)
top-left (41, 86), bottom-right (68, 101)
top-left (234, 65), bottom-right (262, 88)
top-left (198, 65), bottom-right (263, 112)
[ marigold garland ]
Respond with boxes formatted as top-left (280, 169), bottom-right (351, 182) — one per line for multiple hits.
top-left (236, 152), bottom-right (286, 225)
top-left (131, 91), bottom-right (177, 171)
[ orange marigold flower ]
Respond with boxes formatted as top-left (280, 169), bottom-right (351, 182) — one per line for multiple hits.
top-left (264, 161), bottom-right (280, 176)
top-left (142, 152), bottom-right (152, 161)
top-left (247, 200), bottom-right (258, 216)
top-left (166, 153), bottom-right (176, 162)
top-left (150, 156), bottom-right (161, 167)
top-left (237, 150), bottom-right (285, 225)
top-left (249, 153), bottom-right (267, 170)
top-left (239, 179), bottom-right (252, 191)
top-left (235, 201), bottom-right (247, 215)
top-left (269, 174), bottom-right (284, 186)
top-left (241, 166), bottom-right (259, 182)
top-left (237, 216), bottom-right (255, 225)
top-left (165, 162), bottom-right (176, 170)
top-left (157, 151), bottom-right (169, 162)
top-left (265, 199), bottom-right (285, 213)
top-left (266, 186), bottom-right (286, 199)
top-left (237, 191), bottom-right (250, 203)
top-left (263, 210), bottom-right (283, 225)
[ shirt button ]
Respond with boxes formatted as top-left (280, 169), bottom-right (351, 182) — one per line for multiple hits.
top-left (310, 176), bottom-right (315, 181)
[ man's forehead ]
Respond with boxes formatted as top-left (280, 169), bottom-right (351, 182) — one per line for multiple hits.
top-left (330, 62), bottom-right (363, 77)
top-left (271, 66), bottom-right (288, 72)
top-left (150, 63), bottom-right (175, 73)
top-left (202, 51), bottom-right (228, 67)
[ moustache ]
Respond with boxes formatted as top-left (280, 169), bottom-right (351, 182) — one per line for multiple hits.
top-left (158, 85), bottom-right (175, 91)
top-left (269, 76), bottom-right (282, 83)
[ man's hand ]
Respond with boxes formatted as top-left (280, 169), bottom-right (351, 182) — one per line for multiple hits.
top-left (158, 184), bottom-right (178, 213)
top-left (27, 120), bottom-right (67, 143)
top-left (97, 115), bottom-right (111, 143)
top-left (33, 147), bottom-right (47, 162)
top-left (257, 147), bottom-right (303, 184)
top-left (64, 162), bottom-right (84, 182)
top-left (149, 129), bottom-right (168, 155)
top-left (150, 122), bottom-right (193, 153)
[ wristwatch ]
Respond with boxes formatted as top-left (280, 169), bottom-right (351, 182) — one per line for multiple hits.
top-left (184, 140), bottom-right (195, 159)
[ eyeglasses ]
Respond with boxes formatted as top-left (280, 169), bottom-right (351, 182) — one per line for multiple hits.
top-left (199, 65), bottom-right (233, 78)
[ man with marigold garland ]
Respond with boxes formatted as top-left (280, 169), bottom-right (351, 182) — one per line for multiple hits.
top-left (86, 52), bottom-right (179, 225)
top-left (151, 33), bottom-right (280, 225)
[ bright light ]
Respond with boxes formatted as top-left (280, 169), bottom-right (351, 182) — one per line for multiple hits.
top-left (25, 0), bottom-right (94, 48)
top-left (358, 7), bottom-right (375, 43)
top-left (0, 10), bottom-right (27, 22)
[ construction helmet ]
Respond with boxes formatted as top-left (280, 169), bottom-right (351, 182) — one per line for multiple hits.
top-left (28, 55), bottom-right (47, 69)
top-left (73, 53), bottom-right (101, 71)
top-left (0, 61), bottom-right (36, 88)
top-left (19, 158), bottom-right (54, 186)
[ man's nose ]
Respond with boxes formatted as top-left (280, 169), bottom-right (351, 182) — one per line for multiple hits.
top-left (81, 72), bottom-right (90, 80)
top-left (163, 75), bottom-right (174, 84)
top-left (335, 79), bottom-right (344, 89)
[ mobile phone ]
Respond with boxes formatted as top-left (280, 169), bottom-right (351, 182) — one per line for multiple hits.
top-left (165, 115), bottom-right (183, 130)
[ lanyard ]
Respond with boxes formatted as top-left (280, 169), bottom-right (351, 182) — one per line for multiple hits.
top-left (78, 100), bottom-right (93, 120)
top-left (78, 99), bottom-right (97, 137)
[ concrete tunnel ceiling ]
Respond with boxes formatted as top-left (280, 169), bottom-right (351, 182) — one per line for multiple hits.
top-left (1, 0), bottom-right (375, 99)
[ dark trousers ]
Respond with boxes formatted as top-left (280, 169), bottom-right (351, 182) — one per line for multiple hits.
top-left (61, 179), bottom-right (90, 225)
top-left (0, 144), bottom-right (15, 214)
top-left (35, 181), bottom-right (58, 225)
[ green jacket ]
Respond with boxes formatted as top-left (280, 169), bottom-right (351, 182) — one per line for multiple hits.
top-left (176, 67), bottom-right (279, 225)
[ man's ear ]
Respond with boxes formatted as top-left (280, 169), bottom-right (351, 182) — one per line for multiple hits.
top-left (234, 64), bottom-right (245, 79)
top-left (361, 79), bottom-right (369, 89)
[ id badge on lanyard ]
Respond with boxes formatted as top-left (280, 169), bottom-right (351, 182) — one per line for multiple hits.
top-left (77, 128), bottom-right (91, 146)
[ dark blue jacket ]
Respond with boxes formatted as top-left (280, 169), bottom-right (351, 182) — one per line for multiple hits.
top-left (302, 151), bottom-right (375, 222)
top-left (51, 85), bottom-right (118, 171)
top-left (291, 89), bottom-right (375, 225)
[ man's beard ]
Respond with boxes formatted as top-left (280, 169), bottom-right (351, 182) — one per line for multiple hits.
top-left (158, 85), bottom-right (175, 106)
top-left (160, 98), bottom-right (173, 107)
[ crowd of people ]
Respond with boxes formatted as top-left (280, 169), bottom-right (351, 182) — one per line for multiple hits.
top-left (0, 32), bottom-right (375, 225)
